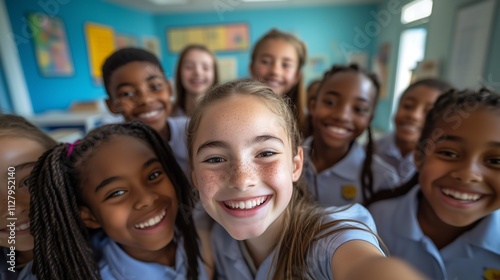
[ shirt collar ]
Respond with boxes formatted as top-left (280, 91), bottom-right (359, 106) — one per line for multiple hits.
top-left (103, 234), bottom-right (186, 280)
top-left (303, 136), bottom-right (363, 181)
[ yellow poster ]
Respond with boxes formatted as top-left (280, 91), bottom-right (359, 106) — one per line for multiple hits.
top-left (85, 23), bottom-right (115, 83)
top-left (167, 24), bottom-right (248, 53)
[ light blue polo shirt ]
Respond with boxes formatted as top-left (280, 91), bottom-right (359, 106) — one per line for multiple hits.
top-left (212, 204), bottom-right (384, 280)
top-left (374, 132), bottom-right (416, 183)
top-left (302, 137), bottom-right (399, 207)
top-left (369, 186), bottom-right (500, 280)
top-left (92, 232), bottom-right (208, 280)
top-left (167, 116), bottom-right (190, 179)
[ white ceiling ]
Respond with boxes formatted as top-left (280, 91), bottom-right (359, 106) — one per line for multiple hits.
top-left (104, 0), bottom-right (382, 14)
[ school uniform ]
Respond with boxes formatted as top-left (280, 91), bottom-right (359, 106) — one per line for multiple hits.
top-left (369, 187), bottom-right (500, 280)
top-left (212, 203), bottom-right (384, 280)
top-left (92, 231), bottom-right (208, 280)
top-left (167, 116), bottom-right (190, 179)
top-left (302, 136), bottom-right (399, 207)
top-left (374, 132), bottom-right (416, 183)
top-left (0, 248), bottom-right (34, 280)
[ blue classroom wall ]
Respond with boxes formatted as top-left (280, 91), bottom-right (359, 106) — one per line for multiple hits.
top-left (154, 4), bottom-right (379, 83)
top-left (5, 0), bottom-right (156, 113)
top-left (0, 54), bottom-right (13, 113)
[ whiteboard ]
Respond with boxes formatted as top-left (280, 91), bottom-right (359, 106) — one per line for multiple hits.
top-left (448, 0), bottom-right (496, 89)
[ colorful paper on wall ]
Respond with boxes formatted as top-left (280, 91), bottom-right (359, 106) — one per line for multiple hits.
top-left (28, 13), bottom-right (74, 77)
top-left (85, 23), bottom-right (115, 84)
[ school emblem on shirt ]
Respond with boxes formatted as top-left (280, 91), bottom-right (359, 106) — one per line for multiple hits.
top-left (341, 185), bottom-right (357, 200)
top-left (483, 268), bottom-right (500, 280)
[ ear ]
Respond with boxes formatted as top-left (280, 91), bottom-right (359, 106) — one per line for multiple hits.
top-left (80, 206), bottom-right (101, 229)
top-left (292, 146), bottom-right (304, 182)
top-left (105, 98), bottom-right (120, 114)
top-left (308, 96), bottom-right (317, 115)
top-left (249, 62), bottom-right (256, 78)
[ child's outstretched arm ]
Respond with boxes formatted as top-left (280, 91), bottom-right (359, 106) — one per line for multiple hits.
top-left (332, 240), bottom-right (427, 280)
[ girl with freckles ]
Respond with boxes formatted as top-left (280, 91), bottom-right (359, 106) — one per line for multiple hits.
top-left (187, 79), bottom-right (425, 279)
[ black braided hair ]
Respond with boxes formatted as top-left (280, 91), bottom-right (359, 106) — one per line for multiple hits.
top-left (365, 87), bottom-right (500, 206)
top-left (101, 47), bottom-right (165, 97)
top-left (399, 78), bottom-right (452, 102)
top-left (317, 64), bottom-right (381, 201)
top-left (29, 121), bottom-right (200, 280)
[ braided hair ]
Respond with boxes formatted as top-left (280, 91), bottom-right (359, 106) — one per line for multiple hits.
top-left (29, 122), bottom-right (200, 280)
top-left (317, 64), bottom-right (381, 201)
top-left (365, 87), bottom-right (500, 206)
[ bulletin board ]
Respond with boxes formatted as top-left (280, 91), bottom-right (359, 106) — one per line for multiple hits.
top-left (167, 23), bottom-right (249, 53)
top-left (448, 0), bottom-right (496, 89)
top-left (84, 22), bottom-right (115, 84)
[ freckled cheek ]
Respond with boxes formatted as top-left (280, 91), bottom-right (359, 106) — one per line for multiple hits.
top-left (195, 170), bottom-right (228, 198)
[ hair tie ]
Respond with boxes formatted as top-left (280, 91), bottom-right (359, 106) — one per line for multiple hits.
top-left (66, 140), bottom-right (81, 157)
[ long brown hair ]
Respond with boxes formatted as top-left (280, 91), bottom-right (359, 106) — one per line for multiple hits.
top-left (250, 29), bottom-right (308, 135)
top-left (0, 114), bottom-right (57, 148)
top-left (174, 44), bottom-right (219, 115)
top-left (187, 79), bottom-right (379, 279)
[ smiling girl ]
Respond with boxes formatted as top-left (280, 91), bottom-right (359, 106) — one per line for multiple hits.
top-left (368, 88), bottom-right (500, 280)
top-left (187, 79), bottom-right (424, 279)
top-left (28, 122), bottom-right (206, 279)
top-left (0, 115), bottom-right (57, 280)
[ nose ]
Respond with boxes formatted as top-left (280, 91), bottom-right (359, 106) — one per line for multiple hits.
top-left (332, 104), bottom-right (351, 122)
top-left (406, 107), bottom-right (424, 122)
top-left (135, 87), bottom-right (154, 105)
top-left (270, 61), bottom-right (281, 75)
top-left (229, 160), bottom-right (257, 191)
top-left (450, 158), bottom-right (483, 184)
top-left (133, 186), bottom-right (159, 210)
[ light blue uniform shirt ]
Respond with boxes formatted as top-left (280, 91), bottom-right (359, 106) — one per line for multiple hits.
top-left (302, 137), bottom-right (399, 207)
top-left (374, 132), bottom-right (416, 183)
top-left (212, 204), bottom-right (384, 280)
top-left (93, 232), bottom-right (208, 280)
top-left (167, 116), bottom-right (190, 179)
top-left (0, 248), bottom-right (34, 280)
top-left (369, 186), bottom-right (500, 280)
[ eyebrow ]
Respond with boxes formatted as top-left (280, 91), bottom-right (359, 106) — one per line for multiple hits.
top-left (324, 91), bottom-right (369, 103)
top-left (196, 135), bottom-right (284, 156)
top-left (114, 75), bottom-right (163, 92)
top-left (436, 134), bottom-right (500, 147)
top-left (94, 158), bottom-right (159, 193)
top-left (14, 161), bottom-right (36, 171)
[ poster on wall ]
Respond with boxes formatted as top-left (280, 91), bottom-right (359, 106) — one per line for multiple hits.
top-left (167, 23), bottom-right (249, 53)
top-left (142, 36), bottom-right (161, 59)
top-left (217, 57), bottom-right (237, 83)
top-left (84, 22), bottom-right (115, 85)
top-left (28, 13), bottom-right (74, 77)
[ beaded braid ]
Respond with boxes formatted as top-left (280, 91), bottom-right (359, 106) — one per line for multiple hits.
top-left (29, 122), bottom-right (200, 280)
top-left (318, 64), bottom-right (381, 201)
top-left (365, 87), bottom-right (500, 206)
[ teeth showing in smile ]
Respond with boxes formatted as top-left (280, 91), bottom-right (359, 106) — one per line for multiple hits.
top-left (327, 126), bottom-right (348, 135)
top-left (442, 189), bottom-right (481, 202)
top-left (224, 197), bottom-right (267, 210)
top-left (15, 222), bottom-right (30, 231)
top-left (265, 80), bottom-right (282, 87)
top-left (134, 210), bottom-right (166, 229)
top-left (138, 109), bottom-right (161, 119)
top-left (400, 124), bottom-right (419, 132)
